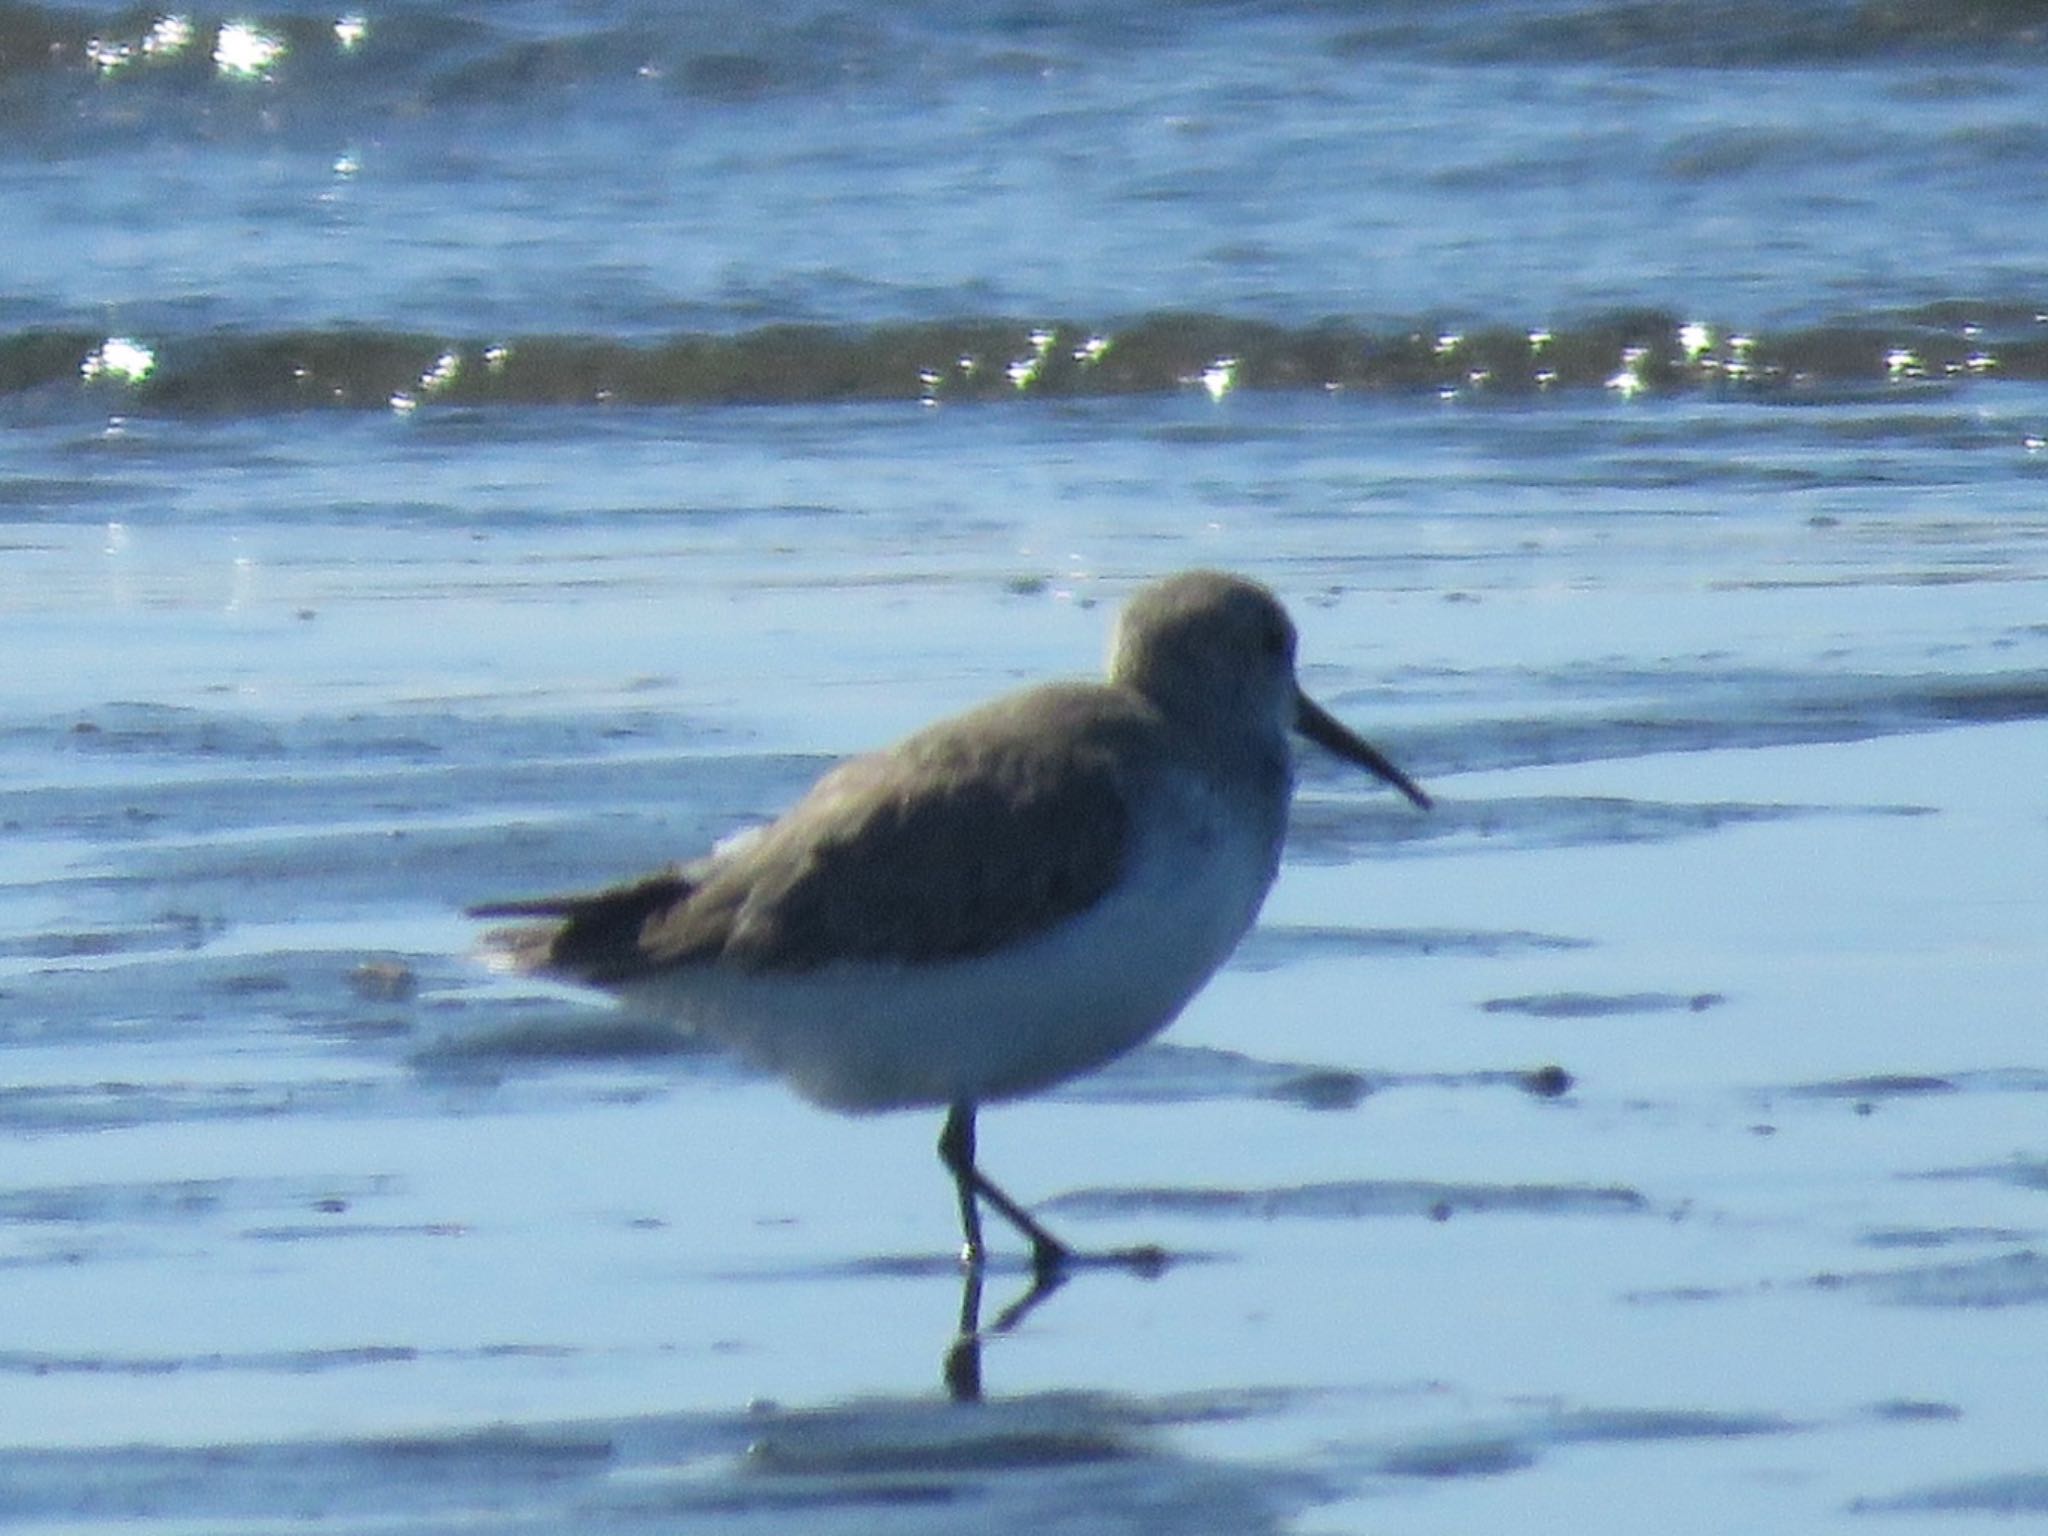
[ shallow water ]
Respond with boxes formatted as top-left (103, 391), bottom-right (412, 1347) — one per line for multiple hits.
top-left (8, 0), bottom-right (2048, 1526)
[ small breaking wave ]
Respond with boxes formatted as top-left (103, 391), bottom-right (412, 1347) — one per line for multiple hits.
top-left (12, 305), bottom-right (2048, 415)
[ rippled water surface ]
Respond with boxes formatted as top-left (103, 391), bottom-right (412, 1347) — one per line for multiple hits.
top-left (6, 0), bottom-right (2048, 1528)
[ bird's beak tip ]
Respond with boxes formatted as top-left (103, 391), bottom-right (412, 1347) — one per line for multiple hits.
top-left (1293, 691), bottom-right (1432, 811)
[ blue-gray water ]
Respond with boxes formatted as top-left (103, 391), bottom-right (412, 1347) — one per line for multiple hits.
top-left (8, 0), bottom-right (2048, 405)
top-left (6, 2), bottom-right (2048, 1531)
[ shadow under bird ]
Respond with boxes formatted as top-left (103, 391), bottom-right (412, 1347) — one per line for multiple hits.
top-left (471, 569), bottom-right (1431, 1277)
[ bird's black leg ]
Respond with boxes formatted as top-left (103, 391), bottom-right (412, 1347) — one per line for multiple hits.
top-left (938, 1102), bottom-right (1070, 1277)
top-left (938, 1102), bottom-right (987, 1265)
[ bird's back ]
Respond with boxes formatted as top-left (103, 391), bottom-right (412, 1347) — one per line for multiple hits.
top-left (478, 681), bottom-right (1174, 988)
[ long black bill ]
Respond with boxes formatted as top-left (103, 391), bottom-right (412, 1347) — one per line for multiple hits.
top-left (1294, 692), bottom-right (1433, 811)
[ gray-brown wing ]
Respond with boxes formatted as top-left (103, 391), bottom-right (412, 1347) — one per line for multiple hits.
top-left (472, 686), bottom-right (1154, 984)
top-left (639, 687), bottom-right (1149, 974)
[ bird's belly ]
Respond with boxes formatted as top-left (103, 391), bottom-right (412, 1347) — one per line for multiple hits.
top-left (620, 810), bottom-right (1281, 1112)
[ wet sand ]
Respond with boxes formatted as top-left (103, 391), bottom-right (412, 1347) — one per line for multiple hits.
top-left (4, 435), bottom-right (2048, 1528)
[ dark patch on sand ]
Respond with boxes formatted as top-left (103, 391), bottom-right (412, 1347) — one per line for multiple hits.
top-left (1480, 990), bottom-right (1724, 1019)
top-left (1047, 1179), bottom-right (1648, 1223)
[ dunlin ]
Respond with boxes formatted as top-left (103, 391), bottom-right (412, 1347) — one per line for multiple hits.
top-left (472, 570), bottom-right (1430, 1274)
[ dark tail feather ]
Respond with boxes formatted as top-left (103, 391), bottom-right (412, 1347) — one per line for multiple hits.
top-left (468, 869), bottom-right (695, 982)
top-left (467, 896), bottom-right (582, 920)
top-left (471, 916), bottom-right (570, 975)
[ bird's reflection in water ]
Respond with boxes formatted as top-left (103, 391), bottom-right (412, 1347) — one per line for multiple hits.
top-left (944, 1246), bottom-right (1170, 1403)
